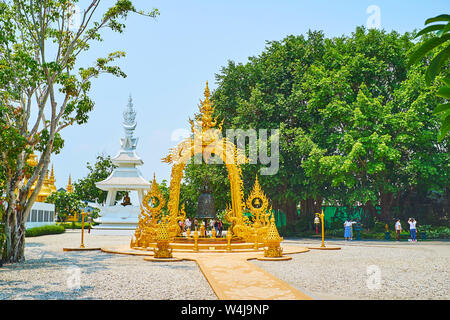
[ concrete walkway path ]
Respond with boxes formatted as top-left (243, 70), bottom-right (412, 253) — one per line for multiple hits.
top-left (102, 245), bottom-right (313, 300)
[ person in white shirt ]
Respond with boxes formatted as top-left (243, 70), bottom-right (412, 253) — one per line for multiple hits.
top-left (185, 217), bottom-right (191, 231)
top-left (343, 219), bottom-right (356, 241)
top-left (408, 218), bottom-right (417, 242)
top-left (395, 219), bottom-right (402, 241)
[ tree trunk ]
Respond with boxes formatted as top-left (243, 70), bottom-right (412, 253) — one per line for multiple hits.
top-left (3, 205), bottom-right (26, 263)
top-left (284, 200), bottom-right (298, 226)
top-left (380, 192), bottom-right (394, 223)
top-left (299, 198), bottom-right (322, 230)
top-left (3, 149), bottom-right (51, 263)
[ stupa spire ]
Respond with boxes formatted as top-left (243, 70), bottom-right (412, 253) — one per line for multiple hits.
top-left (44, 168), bottom-right (49, 183)
top-left (49, 164), bottom-right (57, 193)
top-left (121, 94), bottom-right (138, 151)
top-left (67, 174), bottom-right (74, 193)
top-left (50, 165), bottom-right (55, 183)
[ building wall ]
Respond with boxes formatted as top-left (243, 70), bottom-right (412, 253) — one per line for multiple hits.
top-left (25, 202), bottom-right (56, 229)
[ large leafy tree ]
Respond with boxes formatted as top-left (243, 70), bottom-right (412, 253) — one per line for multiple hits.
top-left (74, 154), bottom-right (120, 204)
top-left (409, 14), bottom-right (450, 141)
top-left (45, 190), bottom-right (84, 222)
top-left (0, 0), bottom-right (158, 263)
top-left (206, 27), bottom-right (447, 227)
top-left (211, 31), bottom-right (331, 225)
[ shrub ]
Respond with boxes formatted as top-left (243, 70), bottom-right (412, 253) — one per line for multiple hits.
top-left (26, 225), bottom-right (66, 237)
top-left (360, 232), bottom-right (385, 240)
top-left (58, 222), bottom-right (97, 230)
top-left (418, 226), bottom-right (450, 239)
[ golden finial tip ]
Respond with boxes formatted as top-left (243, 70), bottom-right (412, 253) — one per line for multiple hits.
top-left (204, 81), bottom-right (210, 98)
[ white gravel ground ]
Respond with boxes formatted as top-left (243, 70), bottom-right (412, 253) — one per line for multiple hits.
top-left (253, 239), bottom-right (450, 300)
top-left (1, 231), bottom-right (448, 300)
top-left (0, 230), bottom-right (217, 300)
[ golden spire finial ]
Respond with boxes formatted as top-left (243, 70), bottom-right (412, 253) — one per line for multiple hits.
top-left (67, 174), bottom-right (74, 193)
top-left (267, 213), bottom-right (282, 241)
top-left (204, 81), bottom-right (210, 99)
top-left (189, 81), bottom-right (222, 133)
top-left (26, 152), bottom-right (38, 167)
top-left (264, 213), bottom-right (284, 258)
top-left (49, 164), bottom-right (57, 193)
top-left (50, 165), bottom-right (55, 182)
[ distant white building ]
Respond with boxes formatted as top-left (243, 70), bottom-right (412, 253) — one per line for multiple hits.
top-left (25, 202), bottom-right (56, 229)
top-left (94, 96), bottom-right (150, 230)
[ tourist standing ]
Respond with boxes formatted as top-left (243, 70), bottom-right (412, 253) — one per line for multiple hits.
top-left (395, 219), bottom-right (402, 241)
top-left (344, 219), bottom-right (356, 241)
top-left (185, 217), bottom-right (192, 232)
top-left (218, 219), bottom-right (223, 237)
top-left (87, 217), bottom-right (92, 234)
top-left (214, 219), bottom-right (219, 235)
top-left (408, 218), bottom-right (417, 242)
top-left (194, 218), bottom-right (199, 231)
top-left (201, 219), bottom-right (207, 237)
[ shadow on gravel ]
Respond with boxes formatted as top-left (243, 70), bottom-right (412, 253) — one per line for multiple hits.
top-left (8, 249), bottom-right (119, 274)
top-left (0, 283), bottom-right (45, 300)
top-left (25, 242), bottom-right (45, 247)
top-left (1, 283), bottom-right (95, 300)
top-left (21, 286), bottom-right (96, 300)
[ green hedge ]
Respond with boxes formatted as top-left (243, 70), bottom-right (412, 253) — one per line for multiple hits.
top-left (58, 222), bottom-right (97, 230)
top-left (26, 225), bottom-right (66, 237)
top-left (281, 226), bottom-right (450, 240)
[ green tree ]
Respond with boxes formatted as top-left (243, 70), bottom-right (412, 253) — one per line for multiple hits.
top-left (182, 159), bottom-right (231, 217)
top-left (74, 154), bottom-right (120, 204)
top-left (45, 190), bottom-right (84, 222)
top-left (0, 0), bottom-right (158, 263)
top-left (408, 14), bottom-right (450, 141)
top-left (212, 31), bottom-right (331, 225)
top-left (210, 27), bottom-right (447, 227)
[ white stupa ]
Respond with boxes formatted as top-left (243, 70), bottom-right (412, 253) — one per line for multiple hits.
top-left (94, 96), bottom-right (150, 230)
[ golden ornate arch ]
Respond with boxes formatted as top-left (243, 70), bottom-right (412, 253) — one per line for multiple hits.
top-left (132, 82), bottom-right (277, 249)
top-left (161, 82), bottom-right (251, 239)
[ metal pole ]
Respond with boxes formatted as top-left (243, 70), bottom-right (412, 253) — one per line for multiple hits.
top-left (80, 210), bottom-right (86, 248)
top-left (321, 210), bottom-right (325, 248)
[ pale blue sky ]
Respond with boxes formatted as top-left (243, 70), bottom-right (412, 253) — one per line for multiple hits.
top-left (50, 0), bottom-right (449, 188)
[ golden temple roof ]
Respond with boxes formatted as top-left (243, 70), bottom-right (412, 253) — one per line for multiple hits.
top-left (66, 174), bottom-right (74, 193)
top-left (25, 153), bottom-right (60, 202)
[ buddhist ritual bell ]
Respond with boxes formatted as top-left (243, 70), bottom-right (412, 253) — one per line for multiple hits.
top-left (196, 184), bottom-right (216, 219)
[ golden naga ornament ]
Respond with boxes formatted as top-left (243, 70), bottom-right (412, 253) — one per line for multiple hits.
top-left (132, 173), bottom-right (186, 248)
top-left (226, 175), bottom-right (272, 243)
top-left (154, 216), bottom-right (173, 258)
top-left (264, 214), bottom-right (284, 258)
